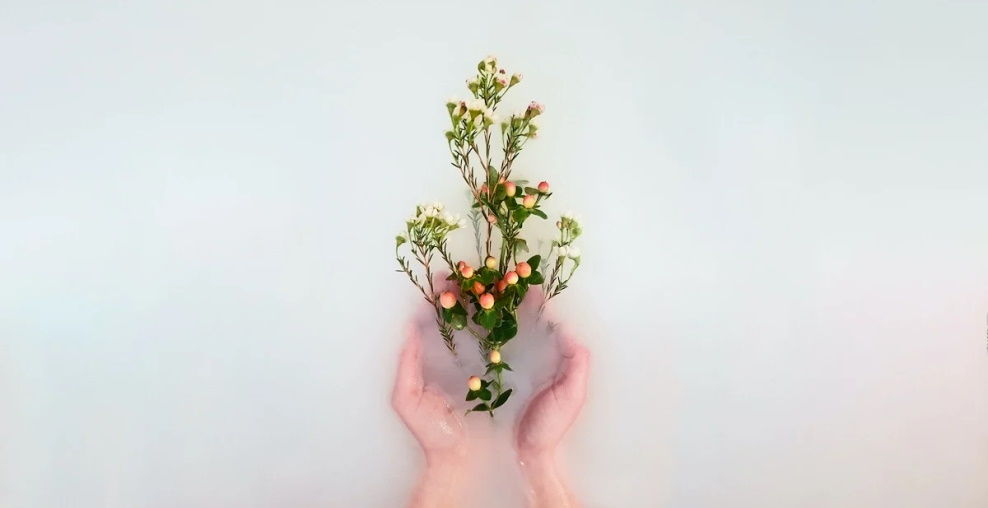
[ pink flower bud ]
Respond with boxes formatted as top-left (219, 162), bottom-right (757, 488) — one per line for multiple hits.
top-left (527, 101), bottom-right (545, 116)
top-left (472, 281), bottom-right (485, 295)
top-left (439, 291), bottom-right (457, 309)
top-left (457, 260), bottom-right (467, 271)
top-left (460, 265), bottom-right (474, 279)
top-left (504, 271), bottom-right (519, 285)
top-left (487, 213), bottom-right (498, 224)
top-left (504, 181), bottom-right (517, 197)
top-left (522, 195), bottom-right (536, 209)
top-left (538, 181), bottom-right (550, 193)
top-left (485, 256), bottom-right (498, 269)
top-left (489, 350), bottom-right (501, 364)
top-left (515, 262), bottom-right (532, 278)
top-left (468, 376), bottom-right (482, 391)
top-left (479, 293), bottom-right (495, 310)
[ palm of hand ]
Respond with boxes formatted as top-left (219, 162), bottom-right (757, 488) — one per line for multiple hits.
top-left (392, 326), bottom-right (466, 456)
top-left (516, 327), bottom-right (590, 455)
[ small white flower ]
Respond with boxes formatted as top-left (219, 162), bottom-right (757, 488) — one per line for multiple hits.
top-left (397, 232), bottom-right (407, 241)
top-left (467, 98), bottom-right (486, 112)
top-left (445, 213), bottom-right (458, 226)
top-left (433, 201), bottom-right (443, 210)
top-left (557, 246), bottom-right (569, 257)
top-left (489, 112), bottom-right (500, 124)
top-left (472, 114), bottom-right (483, 127)
top-left (562, 210), bottom-right (574, 220)
top-left (568, 247), bottom-right (581, 259)
top-left (458, 218), bottom-right (468, 228)
top-left (425, 207), bottom-right (437, 218)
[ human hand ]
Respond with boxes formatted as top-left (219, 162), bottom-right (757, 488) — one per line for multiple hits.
top-left (516, 323), bottom-right (590, 457)
top-left (392, 319), bottom-right (468, 507)
top-left (514, 318), bottom-right (590, 508)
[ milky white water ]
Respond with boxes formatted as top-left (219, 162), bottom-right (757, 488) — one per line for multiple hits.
top-left (2, 1), bottom-right (988, 507)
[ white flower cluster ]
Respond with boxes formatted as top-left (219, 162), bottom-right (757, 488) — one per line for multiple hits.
top-left (553, 245), bottom-right (581, 259)
top-left (407, 201), bottom-right (467, 228)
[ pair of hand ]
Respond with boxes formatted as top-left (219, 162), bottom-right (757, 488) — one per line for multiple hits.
top-left (392, 295), bottom-right (590, 508)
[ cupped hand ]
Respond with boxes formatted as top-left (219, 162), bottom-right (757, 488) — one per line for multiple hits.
top-left (392, 323), bottom-right (467, 460)
top-left (515, 323), bottom-right (591, 457)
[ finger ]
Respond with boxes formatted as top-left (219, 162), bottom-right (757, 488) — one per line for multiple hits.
top-left (554, 325), bottom-right (591, 402)
top-left (392, 323), bottom-right (425, 408)
top-left (520, 284), bottom-right (545, 315)
top-left (434, 270), bottom-right (459, 294)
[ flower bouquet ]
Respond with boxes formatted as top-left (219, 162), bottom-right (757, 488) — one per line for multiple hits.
top-left (395, 55), bottom-right (583, 417)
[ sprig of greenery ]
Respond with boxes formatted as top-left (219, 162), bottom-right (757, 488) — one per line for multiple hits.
top-left (395, 55), bottom-right (583, 416)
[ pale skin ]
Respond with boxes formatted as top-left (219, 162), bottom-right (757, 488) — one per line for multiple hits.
top-left (392, 300), bottom-right (590, 508)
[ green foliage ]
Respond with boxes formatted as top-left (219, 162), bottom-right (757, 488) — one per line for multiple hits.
top-left (491, 389), bottom-right (513, 409)
top-left (477, 309), bottom-right (499, 330)
top-left (491, 312), bottom-right (518, 343)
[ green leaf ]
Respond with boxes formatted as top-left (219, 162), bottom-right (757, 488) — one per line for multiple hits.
top-left (513, 238), bottom-right (529, 255)
top-left (527, 271), bottom-right (544, 285)
top-left (477, 268), bottom-right (497, 285)
top-left (471, 403), bottom-right (490, 412)
top-left (504, 197), bottom-right (518, 210)
top-left (487, 166), bottom-right (498, 187)
top-left (491, 313), bottom-right (518, 343)
top-left (493, 184), bottom-right (506, 202)
top-left (443, 307), bottom-right (453, 322)
top-left (466, 390), bottom-right (479, 401)
top-left (501, 362), bottom-right (513, 372)
top-left (512, 208), bottom-right (530, 223)
top-left (461, 279), bottom-right (474, 292)
top-left (527, 254), bottom-right (542, 267)
top-left (524, 187), bottom-right (539, 195)
top-left (451, 312), bottom-right (467, 330)
top-left (491, 389), bottom-right (513, 409)
top-left (478, 388), bottom-right (492, 401)
top-left (477, 310), bottom-right (498, 330)
top-left (530, 209), bottom-right (548, 219)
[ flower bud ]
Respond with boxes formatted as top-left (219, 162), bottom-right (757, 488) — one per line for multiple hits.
top-left (479, 293), bottom-right (495, 310)
top-left (489, 350), bottom-right (502, 364)
top-left (460, 264), bottom-right (475, 279)
top-left (522, 195), bottom-right (536, 209)
top-left (485, 256), bottom-right (498, 269)
top-left (568, 247), bottom-right (581, 259)
top-left (510, 73), bottom-right (522, 86)
top-left (495, 280), bottom-right (508, 293)
top-left (504, 181), bottom-right (517, 197)
top-left (487, 213), bottom-right (498, 224)
top-left (515, 262), bottom-right (532, 278)
top-left (439, 291), bottom-right (457, 309)
top-left (526, 101), bottom-right (545, 117)
top-left (468, 376), bottom-right (482, 391)
top-left (538, 181), bottom-right (550, 193)
top-left (504, 271), bottom-right (519, 285)
top-left (472, 281), bottom-right (485, 295)
top-left (457, 260), bottom-right (467, 271)
top-left (557, 246), bottom-right (569, 257)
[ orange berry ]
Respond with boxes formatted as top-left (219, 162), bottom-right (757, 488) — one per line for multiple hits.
top-left (439, 291), bottom-right (456, 309)
top-left (479, 293), bottom-right (495, 310)
top-left (515, 262), bottom-right (532, 278)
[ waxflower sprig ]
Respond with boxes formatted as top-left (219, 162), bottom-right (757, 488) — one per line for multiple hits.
top-left (395, 55), bottom-right (582, 417)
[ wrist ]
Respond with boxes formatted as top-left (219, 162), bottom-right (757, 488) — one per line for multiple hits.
top-left (424, 445), bottom-right (469, 470)
top-left (517, 448), bottom-right (557, 478)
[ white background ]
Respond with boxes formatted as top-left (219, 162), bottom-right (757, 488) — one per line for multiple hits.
top-left (2, 1), bottom-right (987, 507)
